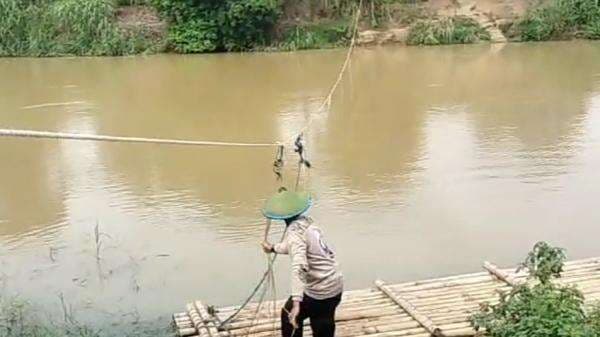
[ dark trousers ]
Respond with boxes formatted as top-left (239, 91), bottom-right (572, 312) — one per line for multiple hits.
top-left (281, 293), bottom-right (342, 337)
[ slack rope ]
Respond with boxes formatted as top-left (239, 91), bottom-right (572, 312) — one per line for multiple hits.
top-left (295, 0), bottom-right (362, 140)
top-left (291, 0), bottom-right (362, 190)
top-left (219, 221), bottom-right (285, 330)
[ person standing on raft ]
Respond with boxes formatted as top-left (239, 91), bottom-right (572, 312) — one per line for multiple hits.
top-left (261, 190), bottom-right (344, 337)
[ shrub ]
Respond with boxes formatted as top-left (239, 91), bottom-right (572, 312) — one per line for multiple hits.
top-left (276, 21), bottom-right (350, 51)
top-left (222, 0), bottom-right (280, 50)
top-left (154, 0), bottom-right (280, 52)
top-left (587, 305), bottom-right (600, 336)
top-left (515, 0), bottom-right (600, 41)
top-left (0, 0), bottom-right (156, 56)
top-left (407, 17), bottom-right (489, 45)
top-left (584, 20), bottom-right (600, 39)
top-left (471, 242), bottom-right (600, 337)
top-left (517, 3), bottom-right (572, 41)
top-left (168, 18), bottom-right (219, 53)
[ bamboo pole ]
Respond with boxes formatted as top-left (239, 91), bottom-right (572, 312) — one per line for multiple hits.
top-left (179, 327), bottom-right (199, 337)
top-left (196, 301), bottom-right (221, 337)
top-left (376, 280), bottom-right (444, 337)
top-left (482, 261), bottom-right (520, 286)
top-left (187, 303), bottom-right (207, 337)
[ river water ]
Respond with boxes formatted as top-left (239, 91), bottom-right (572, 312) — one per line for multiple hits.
top-left (1, 41), bottom-right (600, 329)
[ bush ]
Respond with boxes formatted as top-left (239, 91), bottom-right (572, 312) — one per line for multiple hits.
top-left (584, 20), bottom-right (600, 39)
top-left (471, 242), bottom-right (600, 337)
top-left (154, 0), bottom-right (280, 52)
top-left (168, 18), bottom-right (218, 53)
top-left (222, 0), bottom-right (280, 51)
top-left (0, 0), bottom-right (157, 56)
top-left (588, 305), bottom-right (600, 336)
top-left (407, 17), bottom-right (490, 45)
top-left (515, 0), bottom-right (600, 41)
top-left (276, 21), bottom-right (350, 51)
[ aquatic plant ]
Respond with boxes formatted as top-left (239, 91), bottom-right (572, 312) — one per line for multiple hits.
top-left (471, 242), bottom-right (600, 337)
top-left (407, 17), bottom-right (490, 46)
top-left (0, 295), bottom-right (173, 337)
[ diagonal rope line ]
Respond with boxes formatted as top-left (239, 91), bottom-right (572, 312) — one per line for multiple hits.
top-left (296, 0), bottom-right (362, 139)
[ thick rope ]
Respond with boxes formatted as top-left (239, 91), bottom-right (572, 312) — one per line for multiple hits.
top-left (0, 129), bottom-right (281, 148)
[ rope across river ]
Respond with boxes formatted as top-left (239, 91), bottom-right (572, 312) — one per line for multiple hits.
top-left (0, 0), bottom-right (361, 153)
top-left (0, 129), bottom-right (283, 148)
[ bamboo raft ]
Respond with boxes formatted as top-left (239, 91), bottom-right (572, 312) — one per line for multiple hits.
top-left (173, 257), bottom-right (600, 337)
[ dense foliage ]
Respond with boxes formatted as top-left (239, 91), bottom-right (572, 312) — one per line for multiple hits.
top-left (407, 17), bottom-right (490, 45)
top-left (515, 0), bottom-right (600, 41)
top-left (153, 0), bottom-right (280, 52)
top-left (471, 242), bottom-right (600, 337)
top-left (0, 0), bottom-right (156, 56)
top-left (276, 21), bottom-right (350, 51)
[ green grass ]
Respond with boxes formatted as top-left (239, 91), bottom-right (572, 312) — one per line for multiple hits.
top-left (0, 0), bottom-right (159, 57)
top-left (274, 20), bottom-right (350, 51)
top-left (407, 16), bottom-right (490, 46)
top-left (515, 0), bottom-right (600, 41)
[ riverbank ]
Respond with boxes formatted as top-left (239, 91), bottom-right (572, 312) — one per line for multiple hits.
top-left (1, 0), bottom-right (599, 56)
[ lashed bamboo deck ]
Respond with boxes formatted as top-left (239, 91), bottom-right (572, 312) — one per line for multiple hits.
top-left (173, 257), bottom-right (600, 337)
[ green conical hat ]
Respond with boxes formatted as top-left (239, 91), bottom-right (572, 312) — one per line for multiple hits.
top-left (262, 190), bottom-right (312, 220)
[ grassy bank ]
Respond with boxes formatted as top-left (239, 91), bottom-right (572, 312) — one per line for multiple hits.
top-left (1, 0), bottom-right (600, 56)
top-left (0, 0), bottom-right (161, 57)
top-left (510, 0), bottom-right (600, 41)
top-left (406, 17), bottom-right (490, 46)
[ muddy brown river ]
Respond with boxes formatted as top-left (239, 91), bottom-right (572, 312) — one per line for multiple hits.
top-left (1, 41), bottom-right (600, 329)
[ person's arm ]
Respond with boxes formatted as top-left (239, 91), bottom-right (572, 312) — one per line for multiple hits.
top-left (262, 236), bottom-right (290, 255)
top-left (273, 240), bottom-right (289, 254)
top-left (288, 229), bottom-right (308, 302)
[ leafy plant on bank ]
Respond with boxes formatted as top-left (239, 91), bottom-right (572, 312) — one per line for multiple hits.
top-left (314, 0), bottom-right (420, 27)
top-left (276, 20), bottom-right (350, 51)
top-left (0, 0), bottom-right (157, 56)
top-left (515, 0), bottom-right (600, 41)
top-left (471, 242), bottom-right (600, 337)
top-left (407, 16), bottom-right (490, 45)
top-left (153, 0), bottom-right (280, 52)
